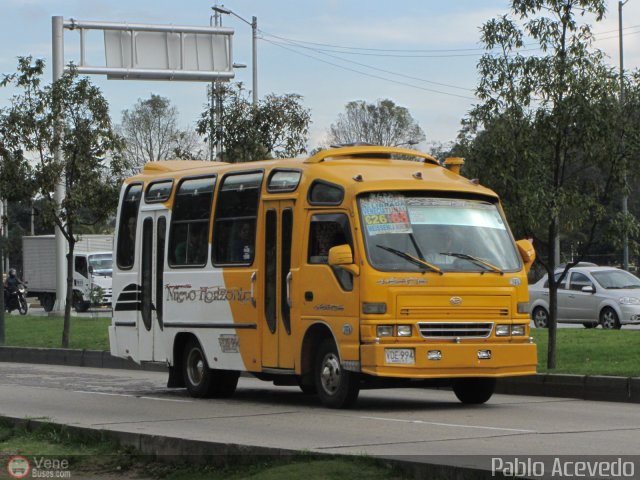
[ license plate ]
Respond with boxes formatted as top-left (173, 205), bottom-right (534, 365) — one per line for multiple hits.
top-left (385, 348), bottom-right (415, 364)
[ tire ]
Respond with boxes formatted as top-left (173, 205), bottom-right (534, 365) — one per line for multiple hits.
top-left (453, 378), bottom-right (496, 404)
top-left (314, 338), bottom-right (360, 409)
top-left (582, 322), bottom-right (598, 329)
top-left (532, 307), bottom-right (549, 328)
top-left (600, 307), bottom-right (621, 330)
top-left (42, 294), bottom-right (55, 313)
top-left (73, 295), bottom-right (91, 313)
top-left (18, 297), bottom-right (29, 315)
top-left (182, 338), bottom-right (239, 398)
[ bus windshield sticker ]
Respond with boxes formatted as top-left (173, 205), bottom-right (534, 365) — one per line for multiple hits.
top-left (361, 194), bottom-right (412, 236)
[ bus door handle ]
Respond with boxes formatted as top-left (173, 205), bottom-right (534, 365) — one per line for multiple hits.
top-left (286, 272), bottom-right (293, 308)
top-left (250, 272), bottom-right (257, 308)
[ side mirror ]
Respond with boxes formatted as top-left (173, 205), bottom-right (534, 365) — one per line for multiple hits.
top-left (581, 285), bottom-right (595, 294)
top-left (328, 244), bottom-right (360, 276)
top-left (88, 266), bottom-right (94, 274)
top-left (516, 239), bottom-right (536, 273)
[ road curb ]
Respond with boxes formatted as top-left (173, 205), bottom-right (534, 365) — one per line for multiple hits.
top-left (0, 346), bottom-right (166, 372)
top-left (0, 415), bottom-right (490, 479)
top-left (1, 346), bottom-right (638, 403)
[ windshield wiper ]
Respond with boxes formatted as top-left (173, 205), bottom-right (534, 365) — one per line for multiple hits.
top-left (376, 245), bottom-right (442, 274)
top-left (439, 252), bottom-right (504, 274)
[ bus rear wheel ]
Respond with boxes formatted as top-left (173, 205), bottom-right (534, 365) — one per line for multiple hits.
top-left (453, 378), bottom-right (496, 404)
top-left (182, 338), bottom-right (239, 398)
top-left (314, 339), bottom-right (359, 408)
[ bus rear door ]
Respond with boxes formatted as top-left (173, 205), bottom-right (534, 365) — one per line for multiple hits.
top-left (138, 210), bottom-right (168, 362)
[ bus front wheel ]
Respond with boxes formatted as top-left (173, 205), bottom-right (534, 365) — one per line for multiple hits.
top-left (453, 378), bottom-right (496, 404)
top-left (182, 338), bottom-right (239, 398)
top-left (314, 339), bottom-right (359, 409)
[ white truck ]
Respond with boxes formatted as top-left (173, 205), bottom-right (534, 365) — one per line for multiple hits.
top-left (22, 234), bottom-right (114, 312)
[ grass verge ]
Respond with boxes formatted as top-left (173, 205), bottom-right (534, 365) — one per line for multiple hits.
top-left (4, 314), bottom-right (110, 350)
top-left (0, 420), bottom-right (399, 480)
top-left (4, 316), bottom-right (640, 377)
top-left (531, 328), bottom-right (640, 376)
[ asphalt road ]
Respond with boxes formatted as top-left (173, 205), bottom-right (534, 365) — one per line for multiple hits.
top-left (0, 362), bottom-right (639, 474)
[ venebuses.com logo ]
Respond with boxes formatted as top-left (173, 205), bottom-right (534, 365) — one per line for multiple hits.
top-left (6, 456), bottom-right (30, 479)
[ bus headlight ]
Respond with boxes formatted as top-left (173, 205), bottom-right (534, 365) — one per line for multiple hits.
top-left (511, 325), bottom-right (526, 336)
top-left (397, 325), bottom-right (412, 337)
top-left (496, 325), bottom-right (510, 336)
top-left (377, 325), bottom-right (394, 337)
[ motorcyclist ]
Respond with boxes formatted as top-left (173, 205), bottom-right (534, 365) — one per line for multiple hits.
top-left (4, 268), bottom-right (24, 305)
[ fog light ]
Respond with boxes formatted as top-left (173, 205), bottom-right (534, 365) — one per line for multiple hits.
top-left (397, 325), bottom-right (412, 337)
top-left (363, 302), bottom-right (387, 314)
top-left (496, 324), bottom-right (510, 336)
top-left (428, 350), bottom-right (442, 361)
top-left (477, 350), bottom-right (492, 360)
top-left (511, 325), bottom-right (526, 336)
top-left (377, 325), bottom-right (393, 337)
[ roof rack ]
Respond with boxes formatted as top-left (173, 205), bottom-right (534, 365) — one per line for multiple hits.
top-left (304, 146), bottom-right (439, 166)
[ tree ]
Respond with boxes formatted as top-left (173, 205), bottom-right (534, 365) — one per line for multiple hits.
top-left (328, 99), bottom-right (425, 148)
top-left (455, 0), bottom-right (633, 368)
top-left (197, 83), bottom-right (311, 162)
top-left (0, 57), bottom-right (126, 347)
top-left (120, 94), bottom-right (204, 172)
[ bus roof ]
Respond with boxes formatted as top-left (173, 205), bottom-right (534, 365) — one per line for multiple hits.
top-left (130, 146), bottom-right (497, 200)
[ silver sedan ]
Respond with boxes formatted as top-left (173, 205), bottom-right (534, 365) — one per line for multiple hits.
top-left (529, 265), bottom-right (640, 329)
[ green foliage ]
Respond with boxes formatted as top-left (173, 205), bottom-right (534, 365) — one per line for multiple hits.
top-left (197, 83), bottom-right (311, 162)
top-left (457, 0), bottom-right (631, 368)
top-left (119, 94), bottom-right (205, 171)
top-left (328, 99), bottom-right (425, 148)
top-left (0, 56), bottom-right (126, 347)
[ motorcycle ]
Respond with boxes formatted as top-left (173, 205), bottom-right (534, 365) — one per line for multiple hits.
top-left (5, 283), bottom-right (29, 315)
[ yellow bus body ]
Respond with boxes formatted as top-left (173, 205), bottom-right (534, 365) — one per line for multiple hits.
top-left (109, 146), bottom-right (536, 408)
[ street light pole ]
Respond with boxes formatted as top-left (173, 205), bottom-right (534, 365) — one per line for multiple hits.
top-left (619, 0), bottom-right (629, 270)
top-left (212, 5), bottom-right (258, 104)
top-left (251, 15), bottom-right (258, 105)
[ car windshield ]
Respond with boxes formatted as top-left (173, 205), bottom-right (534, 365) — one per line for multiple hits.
top-left (89, 254), bottom-right (113, 276)
top-left (358, 193), bottom-right (521, 273)
top-left (592, 270), bottom-right (640, 289)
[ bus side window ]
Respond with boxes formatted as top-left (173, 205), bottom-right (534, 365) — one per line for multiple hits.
top-left (308, 213), bottom-right (353, 291)
top-left (116, 183), bottom-right (142, 270)
top-left (213, 171), bottom-right (263, 265)
top-left (168, 176), bottom-right (216, 267)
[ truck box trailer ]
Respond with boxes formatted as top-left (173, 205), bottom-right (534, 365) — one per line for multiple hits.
top-left (22, 234), bottom-right (113, 312)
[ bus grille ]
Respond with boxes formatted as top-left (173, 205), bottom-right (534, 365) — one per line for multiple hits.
top-left (417, 322), bottom-right (494, 338)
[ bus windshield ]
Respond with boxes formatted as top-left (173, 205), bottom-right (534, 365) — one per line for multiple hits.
top-left (359, 193), bottom-right (521, 273)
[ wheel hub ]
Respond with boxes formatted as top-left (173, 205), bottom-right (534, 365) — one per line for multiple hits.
top-left (320, 353), bottom-right (341, 394)
top-left (187, 350), bottom-right (205, 386)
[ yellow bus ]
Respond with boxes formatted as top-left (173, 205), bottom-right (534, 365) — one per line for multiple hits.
top-left (109, 145), bottom-right (536, 408)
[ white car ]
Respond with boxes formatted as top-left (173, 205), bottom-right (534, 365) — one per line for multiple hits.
top-left (529, 264), bottom-right (640, 329)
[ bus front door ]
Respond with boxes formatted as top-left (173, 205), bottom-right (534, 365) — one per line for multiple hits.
top-left (261, 200), bottom-right (295, 369)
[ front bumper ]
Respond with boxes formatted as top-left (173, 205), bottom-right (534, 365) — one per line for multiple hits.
top-left (620, 305), bottom-right (640, 324)
top-left (360, 341), bottom-right (537, 378)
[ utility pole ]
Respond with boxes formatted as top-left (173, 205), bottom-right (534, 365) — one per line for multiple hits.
top-left (0, 211), bottom-right (6, 345)
top-left (52, 16), bottom-right (67, 312)
top-left (619, 0), bottom-right (630, 270)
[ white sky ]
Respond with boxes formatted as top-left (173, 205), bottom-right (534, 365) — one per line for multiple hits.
top-left (1, 0), bottom-right (639, 151)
